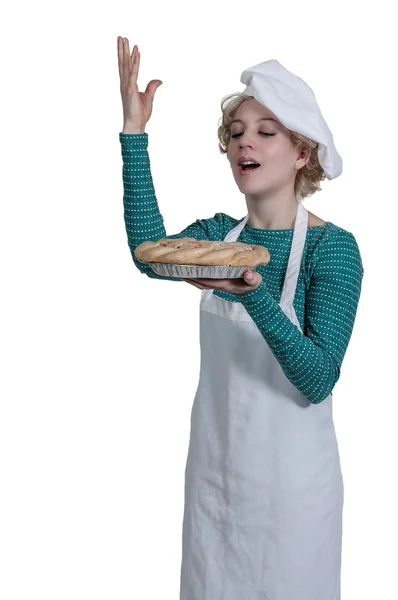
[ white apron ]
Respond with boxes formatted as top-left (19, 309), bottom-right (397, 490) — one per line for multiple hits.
top-left (179, 201), bottom-right (344, 600)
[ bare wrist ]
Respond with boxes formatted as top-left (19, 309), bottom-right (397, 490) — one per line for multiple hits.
top-left (122, 124), bottom-right (146, 134)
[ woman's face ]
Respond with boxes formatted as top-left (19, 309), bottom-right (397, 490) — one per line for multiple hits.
top-left (227, 98), bottom-right (297, 197)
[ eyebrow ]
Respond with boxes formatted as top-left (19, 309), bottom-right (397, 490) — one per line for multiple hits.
top-left (230, 118), bottom-right (280, 126)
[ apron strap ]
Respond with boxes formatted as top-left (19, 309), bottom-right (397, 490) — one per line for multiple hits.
top-left (223, 215), bottom-right (249, 243)
top-left (279, 201), bottom-right (308, 307)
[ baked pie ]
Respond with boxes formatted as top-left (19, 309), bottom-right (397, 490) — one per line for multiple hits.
top-left (134, 237), bottom-right (270, 279)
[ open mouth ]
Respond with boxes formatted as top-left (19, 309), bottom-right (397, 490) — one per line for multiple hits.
top-left (238, 162), bottom-right (261, 176)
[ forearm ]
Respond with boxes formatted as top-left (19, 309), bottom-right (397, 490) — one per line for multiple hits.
top-left (119, 132), bottom-right (181, 281)
top-left (235, 282), bottom-right (339, 404)
top-left (119, 132), bottom-right (232, 283)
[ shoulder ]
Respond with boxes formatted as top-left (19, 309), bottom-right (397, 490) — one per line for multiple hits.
top-left (205, 212), bottom-right (241, 239)
top-left (307, 211), bottom-right (327, 227)
top-left (320, 221), bottom-right (362, 252)
top-left (309, 221), bottom-right (364, 280)
top-left (203, 212), bottom-right (240, 240)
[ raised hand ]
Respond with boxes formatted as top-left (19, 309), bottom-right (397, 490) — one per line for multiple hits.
top-left (117, 36), bottom-right (163, 131)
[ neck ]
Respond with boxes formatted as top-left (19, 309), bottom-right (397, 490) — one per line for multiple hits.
top-left (245, 187), bottom-right (299, 230)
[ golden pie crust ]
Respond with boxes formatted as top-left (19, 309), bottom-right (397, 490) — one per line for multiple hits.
top-left (134, 237), bottom-right (270, 267)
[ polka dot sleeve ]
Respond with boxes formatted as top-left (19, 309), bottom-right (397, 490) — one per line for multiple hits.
top-left (234, 228), bottom-right (364, 404)
top-left (120, 132), bottom-right (228, 281)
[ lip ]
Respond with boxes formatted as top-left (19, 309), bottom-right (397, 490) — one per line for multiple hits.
top-left (237, 155), bottom-right (260, 166)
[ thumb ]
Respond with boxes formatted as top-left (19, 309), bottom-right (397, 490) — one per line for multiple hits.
top-left (145, 79), bottom-right (163, 101)
top-left (244, 271), bottom-right (255, 283)
top-left (244, 271), bottom-right (261, 287)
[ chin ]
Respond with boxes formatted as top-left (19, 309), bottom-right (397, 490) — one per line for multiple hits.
top-left (236, 179), bottom-right (269, 194)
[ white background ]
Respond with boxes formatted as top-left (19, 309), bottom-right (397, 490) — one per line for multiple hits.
top-left (1, 0), bottom-right (397, 598)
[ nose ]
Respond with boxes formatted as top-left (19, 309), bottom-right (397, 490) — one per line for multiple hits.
top-left (237, 130), bottom-right (254, 149)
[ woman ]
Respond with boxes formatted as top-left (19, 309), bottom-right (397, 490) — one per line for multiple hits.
top-left (117, 37), bottom-right (364, 600)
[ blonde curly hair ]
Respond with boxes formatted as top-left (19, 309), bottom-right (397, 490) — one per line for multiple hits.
top-left (217, 93), bottom-right (326, 201)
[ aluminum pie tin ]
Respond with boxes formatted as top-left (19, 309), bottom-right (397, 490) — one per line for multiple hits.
top-left (144, 262), bottom-right (260, 279)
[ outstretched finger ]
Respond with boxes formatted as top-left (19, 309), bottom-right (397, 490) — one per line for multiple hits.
top-left (131, 46), bottom-right (140, 84)
top-left (122, 39), bottom-right (133, 74)
top-left (122, 38), bottom-right (130, 67)
top-left (117, 37), bottom-right (125, 76)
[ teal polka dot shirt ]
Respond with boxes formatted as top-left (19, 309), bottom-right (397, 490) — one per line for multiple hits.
top-left (120, 132), bottom-right (364, 404)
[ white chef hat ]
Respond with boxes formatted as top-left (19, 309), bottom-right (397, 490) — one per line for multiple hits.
top-left (240, 59), bottom-right (342, 180)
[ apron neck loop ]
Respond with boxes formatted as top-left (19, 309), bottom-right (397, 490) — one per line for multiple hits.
top-left (222, 201), bottom-right (309, 308)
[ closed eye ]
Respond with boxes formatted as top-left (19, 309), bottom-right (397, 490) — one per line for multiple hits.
top-left (231, 132), bottom-right (276, 139)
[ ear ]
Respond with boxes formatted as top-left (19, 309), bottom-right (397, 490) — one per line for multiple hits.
top-left (301, 146), bottom-right (312, 166)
